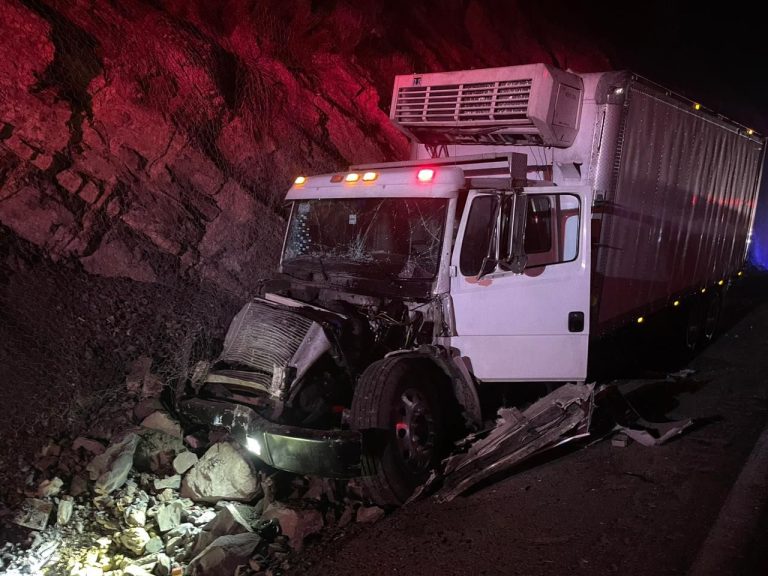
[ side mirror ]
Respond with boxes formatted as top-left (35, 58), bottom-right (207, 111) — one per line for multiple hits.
top-left (499, 193), bottom-right (528, 274)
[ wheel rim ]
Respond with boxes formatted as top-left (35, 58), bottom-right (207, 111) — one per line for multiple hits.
top-left (394, 388), bottom-right (436, 474)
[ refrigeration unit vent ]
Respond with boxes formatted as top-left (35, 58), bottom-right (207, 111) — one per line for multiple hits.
top-left (391, 63), bottom-right (583, 148)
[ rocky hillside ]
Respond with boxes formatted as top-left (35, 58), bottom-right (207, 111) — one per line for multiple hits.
top-left (0, 0), bottom-right (608, 295)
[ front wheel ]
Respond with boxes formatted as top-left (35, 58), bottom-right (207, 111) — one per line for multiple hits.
top-left (350, 358), bottom-right (444, 506)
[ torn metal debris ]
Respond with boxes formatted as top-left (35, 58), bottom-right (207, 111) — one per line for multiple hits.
top-left (435, 383), bottom-right (594, 502)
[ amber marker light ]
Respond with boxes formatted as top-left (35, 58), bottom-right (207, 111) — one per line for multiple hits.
top-left (747, 129), bottom-right (755, 136)
top-left (294, 176), bottom-right (306, 185)
top-left (345, 173), bottom-right (360, 183)
top-left (362, 172), bottom-right (378, 182)
top-left (673, 300), bottom-right (680, 307)
top-left (693, 103), bottom-right (701, 110)
top-left (701, 288), bottom-right (707, 294)
top-left (718, 279), bottom-right (724, 286)
top-left (637, 316), bottom-right (645, 324)
top-left (417, 168), bottom-right (435, 182)
top-left (738, 271), bottom-right (744, 277)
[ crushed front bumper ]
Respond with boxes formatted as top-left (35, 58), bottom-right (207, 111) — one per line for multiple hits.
top-left (179, 397), bottom-right (362, 478)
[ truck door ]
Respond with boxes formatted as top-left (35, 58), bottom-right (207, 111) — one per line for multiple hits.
top-left (448, 187), bottom-right (591, 382)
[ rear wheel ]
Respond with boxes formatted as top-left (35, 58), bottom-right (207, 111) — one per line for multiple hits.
top-left (350, 358), bottom-right (444, 506)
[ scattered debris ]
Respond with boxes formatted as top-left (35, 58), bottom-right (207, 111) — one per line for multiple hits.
top-left (597, 385), bottom-right (694, 446)
top-left (434, 384), bottom-right (594, 502)
top-left (612, 433), bottom-right (631, 448)
top-left (187, 532), bottom-right (262, 576)
top-left (14, 498), bottom-right (53, 530)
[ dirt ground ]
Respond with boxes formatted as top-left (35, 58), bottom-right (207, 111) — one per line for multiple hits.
top-left (287, 275), bottom-right (768, 576)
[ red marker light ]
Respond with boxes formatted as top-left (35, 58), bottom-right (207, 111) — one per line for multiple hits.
top-left (417, 168), bottom-right (435, 182)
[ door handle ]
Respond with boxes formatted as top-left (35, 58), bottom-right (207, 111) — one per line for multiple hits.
top-left (568, 311), bottom-right (584, 333)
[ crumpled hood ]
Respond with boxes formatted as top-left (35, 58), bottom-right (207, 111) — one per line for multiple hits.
top-left (208, 297), bottom-right (332, 398)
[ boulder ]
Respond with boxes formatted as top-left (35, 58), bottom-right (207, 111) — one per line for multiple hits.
top-left (262, 503), bottom-right (323, 551)
top-left (172, 451), bottom-right (198, 475)
top-left (87, 433), bottom-right (140, 494)
top-left (180, 443), bottom-right (259, 503)
top-left (187, 533), bottom-right (261, 576)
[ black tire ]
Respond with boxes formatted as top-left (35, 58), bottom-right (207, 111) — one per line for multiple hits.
top-left (350, 358), bottom-right (444, 506)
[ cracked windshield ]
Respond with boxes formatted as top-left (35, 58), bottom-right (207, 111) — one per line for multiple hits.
top-left (283, 198), bottom-right (447, 279)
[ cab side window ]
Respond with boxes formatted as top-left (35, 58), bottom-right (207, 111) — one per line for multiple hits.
top-left (459, 195), bottom-right (498, 276)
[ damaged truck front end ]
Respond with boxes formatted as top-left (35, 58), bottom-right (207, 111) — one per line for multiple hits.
top-left (179, 296), bottom-right (365, 477)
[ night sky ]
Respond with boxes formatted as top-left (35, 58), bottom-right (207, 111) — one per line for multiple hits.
top-left (544, 0), bottom-right (766, 132)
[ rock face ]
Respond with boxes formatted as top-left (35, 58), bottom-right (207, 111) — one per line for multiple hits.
top-left (0, 0), bottom-right (608, 298)
top-left (181, 442), bottom-right (260, 503)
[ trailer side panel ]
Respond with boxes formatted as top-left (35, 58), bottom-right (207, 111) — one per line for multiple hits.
top-left (594, 83), bottom-right (763, 334)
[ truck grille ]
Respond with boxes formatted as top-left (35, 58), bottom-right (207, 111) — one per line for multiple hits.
top-left (217, 300), bottom-right (314, 390)
top-left (393, 79), bottom-right (532, 125)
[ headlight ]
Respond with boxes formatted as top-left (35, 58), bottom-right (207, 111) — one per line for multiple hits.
top-left (245, 436), bottom-right (262, 456)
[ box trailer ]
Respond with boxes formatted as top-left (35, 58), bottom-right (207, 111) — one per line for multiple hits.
top-left (180, 63), bottom-right (764, 505)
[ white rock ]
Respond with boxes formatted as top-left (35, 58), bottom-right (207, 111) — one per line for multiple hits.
top-left (87, 433), bottom-right (140, 494)
top-left (156, 501), bottom-right (183, 532)
top-left (262, 503), bottom-right (323, 550)
top-left (37, 477), bottom-right (63, 498)
top-left (119, 527), bottom-right (151, 556)
top-left (191, 502), bottom-right (252, 555)
top-left (172, 451), bottom-right (198, 475)
top-left (141, 411), bottom-right (183, 439)
top-left (180, 443), bottom-right (259, 503)
top-left (153, 475), bottom-right (181, 491)
top-left (57, 498), bottom-right (74, 525)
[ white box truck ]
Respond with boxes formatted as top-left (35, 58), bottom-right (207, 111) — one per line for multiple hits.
top-left (180, 63), bottom-right (765, 505)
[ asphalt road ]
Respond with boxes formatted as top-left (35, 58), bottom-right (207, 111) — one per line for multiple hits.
top-left (289, 276), bottom-right (768, 576)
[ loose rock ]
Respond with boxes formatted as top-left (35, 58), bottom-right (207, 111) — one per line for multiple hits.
top-left (172, 451), bottom-right (198, 475)
top-left (187, 533), bottom-right (262, 576)
top-left (38, 476), bottom-right (64, 497)
top-left (134, 431), bottom-right (186, 475)
top-left (262, 503), bottom-right (323, 551)
top-left (153, 475), bottom-right (181, 491)
top-left (73, 436), bottom-right (106, 455)
top-left (120, 527), bottom-right (151, 556)
top-left (87, 433), bottom-right (140, 494)
top-left (141, 411), bottom-right (183, 439)
top-left (156, 501), bottom-right (183, 532)
top-left (181, 443), bottom-right (260, 503)
top-left (57, 497), bottom-right (74, 525)
top-left (356, 505), bottom-right (385, 524)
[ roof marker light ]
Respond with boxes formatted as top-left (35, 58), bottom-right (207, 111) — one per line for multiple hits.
top-left (330, 174), bottom-right (344, 183)
top-left (693, 103), bottom-right (701, 111)
top-left (718, 279), bottom-right (724, 286)
top-left (345, 173), bottom-right (360, 183)
top-left (294, 176), bottom-right (306, 185)
top-left (673, 300), bottom-right (680, 307)
top-left (747, 128), bottom-right (755, 136)
top-left (362, 171), bottom-right (378, 182)
top-left (417, 168), bottom-right (435, 182)
top-left (637, 316), bottom-right (645, 324)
